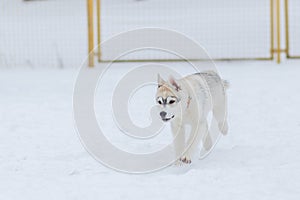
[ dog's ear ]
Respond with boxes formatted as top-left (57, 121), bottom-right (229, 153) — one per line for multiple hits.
top-left (169, 76), bottom-right (181, 91)
top-left (157, 74), bottom-right (165, 88)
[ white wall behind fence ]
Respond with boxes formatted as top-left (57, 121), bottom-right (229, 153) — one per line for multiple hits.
top-left (0, 0), bottom-right (87, 68)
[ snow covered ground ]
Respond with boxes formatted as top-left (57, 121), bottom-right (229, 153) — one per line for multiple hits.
top-left (1, 61), bottom-right (300, 199)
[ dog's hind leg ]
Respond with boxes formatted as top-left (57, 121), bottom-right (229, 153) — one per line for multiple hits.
top-left (202, 130), bottom-right (212, 151)
top-left (213, 101), bottom-right (228, 135)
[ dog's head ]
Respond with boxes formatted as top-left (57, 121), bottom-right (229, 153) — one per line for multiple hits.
top-left (155, 74), bottom-right (183, 122)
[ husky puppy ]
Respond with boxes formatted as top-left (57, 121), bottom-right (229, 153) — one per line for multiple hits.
top-left (156, 71), bottom-right (228, 164)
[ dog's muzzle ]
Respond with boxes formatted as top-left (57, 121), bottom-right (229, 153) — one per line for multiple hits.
top-left (160, 111), bottom-right (174, 122)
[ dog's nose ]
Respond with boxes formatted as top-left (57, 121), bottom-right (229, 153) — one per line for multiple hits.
top-left (160, 111), bottom-right (167, 118)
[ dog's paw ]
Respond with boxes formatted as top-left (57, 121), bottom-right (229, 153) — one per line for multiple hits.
top-left (180, 156), bottom-right (192, 164)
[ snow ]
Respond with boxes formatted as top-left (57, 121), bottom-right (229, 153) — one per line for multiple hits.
top-left (1, 61), bottom-right (300, 199)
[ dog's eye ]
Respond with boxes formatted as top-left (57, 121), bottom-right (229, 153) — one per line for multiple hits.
top-left (169, 100), bottom-right (175, 104)
top-left (157, 97), bottom-right (163, 105)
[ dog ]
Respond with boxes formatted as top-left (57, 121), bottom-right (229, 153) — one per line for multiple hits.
top-left (156, 71), bottom-right (229, 164)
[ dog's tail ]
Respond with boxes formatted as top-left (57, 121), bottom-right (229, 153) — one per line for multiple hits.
top-left (222, 80), bottom-right (230, 89)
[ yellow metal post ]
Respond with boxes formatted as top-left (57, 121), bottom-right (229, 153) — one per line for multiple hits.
top-left (87, 0), bottom-right (94, 67)
top-left (284, 0), bottom-right (290, 58)
top-left (276, 0), bottom-right (281, 63)
top-left (97, 0), bottom-right (101, 62)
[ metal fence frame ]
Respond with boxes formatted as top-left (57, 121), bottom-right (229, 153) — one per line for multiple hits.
top-left (87, 0), bottom-right (296, 67)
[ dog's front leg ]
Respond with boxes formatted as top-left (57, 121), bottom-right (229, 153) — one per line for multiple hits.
top-left (182, 121), bottom-right (208, 164)
top-left (170, 120), bottom-right (185, 165)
